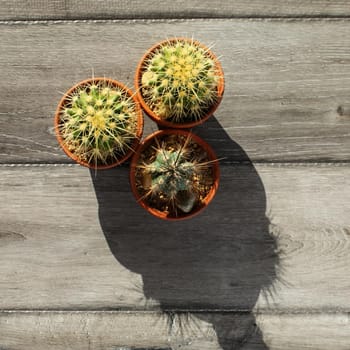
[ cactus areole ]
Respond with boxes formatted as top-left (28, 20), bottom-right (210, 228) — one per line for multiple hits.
top-left (55, 78), bottom-right (143, 169)
top-left (130, 129), bottom-right (220, 220)
top-left (135, 38), bottom-right (224, 128)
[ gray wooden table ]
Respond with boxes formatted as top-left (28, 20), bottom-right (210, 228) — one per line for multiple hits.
top-left (1, 1), bottom-right (350, 349)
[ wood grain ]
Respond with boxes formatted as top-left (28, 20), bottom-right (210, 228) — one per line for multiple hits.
top-left (0, 311), bottom-right (349, 350)
top-left (0, 164), bottom-right (349, 311)
top-left (1, 20), bottom-right (350, 163)
top-left (1, 14), bottom-right (350, 349)
top-left (1, 0), bottom-right (350, 20)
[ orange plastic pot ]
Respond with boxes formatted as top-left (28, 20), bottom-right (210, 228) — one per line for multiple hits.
top-left (130, 129), bottom-right (220, 221)
top-left (135, 37), bottom-right (225, 129)
top-left (54, 77), bottom-right (143, 169)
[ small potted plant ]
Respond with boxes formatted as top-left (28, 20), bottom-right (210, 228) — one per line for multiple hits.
top-left (135, 37), bottom-right (224, 128)
top-left (130, 129), bottom-right (220, 220)
top-left (55, 77), bottom-right (143, 169)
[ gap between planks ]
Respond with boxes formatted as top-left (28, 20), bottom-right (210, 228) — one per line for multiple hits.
top-left (1, 162), bottom-right (350, 167)
top-left (0, 310), bottom-right (349, 315)
top-left (1, 17), bottom-right (350, 26)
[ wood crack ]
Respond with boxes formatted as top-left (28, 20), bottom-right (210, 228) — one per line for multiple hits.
top-left (1, 18), bottom-right (350, 26)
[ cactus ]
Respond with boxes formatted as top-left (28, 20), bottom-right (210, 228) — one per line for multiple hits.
top-left (137, 133), bottom-right (215, 214)
top-left (58, 79), bottom-right (139, 167)
top-left (144, 148), bottom-right (197, 212)
top-left (140, 38), bottom-right (220, 124)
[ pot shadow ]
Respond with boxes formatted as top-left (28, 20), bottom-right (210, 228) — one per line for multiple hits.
top-left (90, 117), bottom-right (278, 349)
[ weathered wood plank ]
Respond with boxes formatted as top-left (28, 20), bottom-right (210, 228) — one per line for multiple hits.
top-left (0, 164), bottom-right (349, 311)
top-left (0, 311), bottom-right (349, 350)
top-left (1, 20), bottom-right (350, 163)
top-left (256, 313), bottom-right (350, 350)
top-left (1, 0), bottom-right (350, 20)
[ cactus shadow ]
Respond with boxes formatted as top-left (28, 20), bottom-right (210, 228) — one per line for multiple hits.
top-left (90, 116), bottom-right (278, 349)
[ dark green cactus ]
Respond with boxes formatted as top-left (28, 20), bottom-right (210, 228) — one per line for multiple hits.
top-left (140, 137), bottom-right (211, 213)
top-left (145, 149), bottom-right (195, 201)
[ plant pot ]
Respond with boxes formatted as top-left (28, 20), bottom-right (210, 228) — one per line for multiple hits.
top-left (135, 37), bottom-right (224, 129)
top-left (55, 77), bottom-right (143, 169)
top-left (130, 129), bottom-right (220, 221)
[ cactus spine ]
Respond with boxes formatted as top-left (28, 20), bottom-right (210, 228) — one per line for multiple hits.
top-left (141, 38), bottom-right (220, 124)
top-left (58, 79), bottom-right (139, 167)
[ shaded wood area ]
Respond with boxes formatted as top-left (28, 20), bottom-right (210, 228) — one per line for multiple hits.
top-left (1, 311), bottom-right (350, 350)
top-left (1, 0), bottom-right (350, 20)
top-left (1, 20), bottom-right (350, 163)
top-left (0, 164), bottom-right (349, 311)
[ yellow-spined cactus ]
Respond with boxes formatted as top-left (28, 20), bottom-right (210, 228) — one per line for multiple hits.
top-left (56, 78), bottom-right (142, 168)
top-left (139, 38), bottom-right (223, 125)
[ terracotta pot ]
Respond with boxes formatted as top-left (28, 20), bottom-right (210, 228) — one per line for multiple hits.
top-left (54, 77), bottom-right (143, 169)
top-left (135, 37), bottom-right (225, 129)
top-left (130, 129), bottom-right (220, 221)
